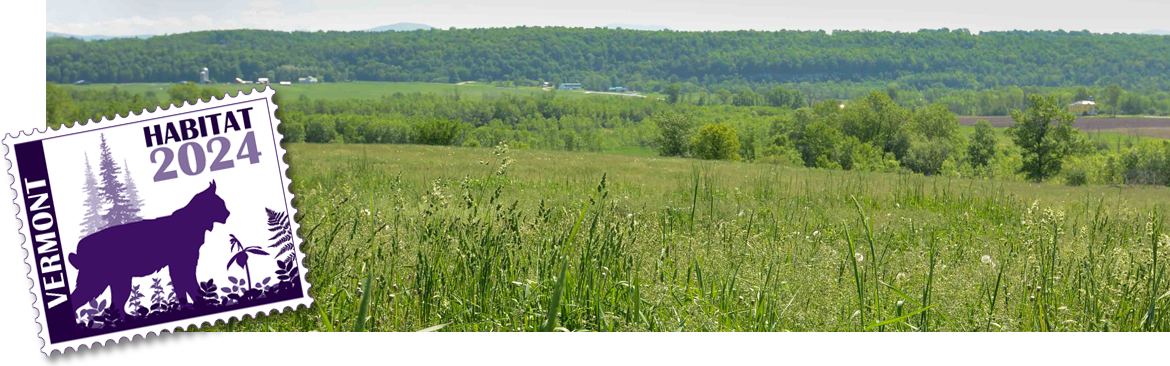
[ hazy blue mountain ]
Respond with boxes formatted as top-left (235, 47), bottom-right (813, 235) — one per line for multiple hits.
top-left (47, 32), bottom-right (153, 41)
top-left (365, 22), bottom-right (435, 32)
top-left (603, 23), bottom-right (669, 31)
top-left (1142, 29), bottom-right (1170, 35)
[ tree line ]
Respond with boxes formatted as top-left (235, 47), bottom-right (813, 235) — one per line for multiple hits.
top-left (48, 27), bottom-right (1170, 92)
top-left (47, 82), bottom-right (1170, 187)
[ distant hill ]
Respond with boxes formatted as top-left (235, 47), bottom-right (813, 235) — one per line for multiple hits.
top-left (46, 28), bottom-right (1170, 90)
top-left (365, 22), bottom-right (435, 32)
top-left (1142, 29), bottom-right (1170, 35)
top-left (47, 31), bottom-right (153, 41)
top-left (603, 23), bottom-right (669, 31)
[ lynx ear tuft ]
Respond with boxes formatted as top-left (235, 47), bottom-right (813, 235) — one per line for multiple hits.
top-left (210, 180), bottom-right (217, 192)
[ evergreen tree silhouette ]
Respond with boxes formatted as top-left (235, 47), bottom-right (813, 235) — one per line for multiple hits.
top-left (79, 152), bottom-right (106, 238)
top-left (97, 134), bottom-right (134, 229)
top-left (123, 159), bottom-right (145, 223)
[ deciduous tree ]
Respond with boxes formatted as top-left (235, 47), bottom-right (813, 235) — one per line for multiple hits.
top-left (1007, 95), bottom-right (1078, 182)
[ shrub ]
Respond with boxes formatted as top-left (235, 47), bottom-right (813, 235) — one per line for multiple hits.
top-left (369, 119), bottom-right (414, 144)
top-left (904, 139), bottom-right (955, 176)
top-left (414, 118), bottom-right (463, 145)
top-left (967, 120), bottom-right (997, 167)
top-left (797, 121), bottom-right (842, 168)
top-left (691, 123), bottom-right (741, 161)
top-left (1120, 141), bottom-right (1170, 185)
top-left (653, 112), bottom-right (694, 157)
top-left (304, 115), bottom-right (336, 143)
top-left (759, 145), bottom-right (803, 166)
top-left (1064, 168), bottom-right (1088, 186)
top-left (279, 121), bottom-right (305, 143)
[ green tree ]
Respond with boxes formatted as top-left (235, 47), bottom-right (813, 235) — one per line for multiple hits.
top-left (715, 89), bottom-right (732, 105)
top-left (1074, 87), bottom-right (1091, 101)
top-left (653, 112), bottom-right (694, 157)
top-left (911, 103), bottom-right (960, 141)
top-left (840, 91), bottom-right (913, 160)
top-left (1007, 95), bottom-right (1078, 182)
top-left (732, 88), bottom-right (763, 107)
top-left (691, 123), bottom-right (741, 161)
top-left (967, 120), bottom-right (997, 167)
top-left (763, 86), bottom-right (805, 109)
top-left (1105, 84), bottom-right (1123, 117)
top-left (797, 121), bottom-right (842, 168)
top-left (46, 82), bottom-right (75, 128)
top-left (663, 84), bottom-right (682, 104)
top-left (1120, 93), bottom-right (1151, 115)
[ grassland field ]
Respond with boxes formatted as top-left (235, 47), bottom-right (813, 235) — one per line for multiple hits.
top-left (208, 142), bottom-right (1170, 332)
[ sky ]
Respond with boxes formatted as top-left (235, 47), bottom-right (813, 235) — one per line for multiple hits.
top-left (47, 0), bottom-right (1169, 36)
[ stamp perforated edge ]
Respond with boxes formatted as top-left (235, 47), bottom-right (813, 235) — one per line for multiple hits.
top-left (3, 86), bottom-right (313, 356)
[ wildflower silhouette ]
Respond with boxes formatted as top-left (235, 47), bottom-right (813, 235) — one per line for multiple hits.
top-left (226, 234), bottom-right (269, 289)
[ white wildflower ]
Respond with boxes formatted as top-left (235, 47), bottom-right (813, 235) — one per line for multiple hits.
top-left (855, 253), bottom-right (864, 262)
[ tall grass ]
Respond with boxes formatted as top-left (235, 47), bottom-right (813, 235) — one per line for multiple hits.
top-left (208, 143), bottom-right (1170, 332)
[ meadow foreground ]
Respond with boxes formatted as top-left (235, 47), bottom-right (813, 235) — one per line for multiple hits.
top-left (220, 143), bottom-right (1169, 332)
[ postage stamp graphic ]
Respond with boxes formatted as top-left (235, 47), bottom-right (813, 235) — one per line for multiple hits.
top-left (3, 87), bottom-right (311, 355)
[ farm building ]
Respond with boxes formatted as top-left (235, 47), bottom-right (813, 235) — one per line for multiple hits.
top-left (298, 76), bottom-right (318, 84)
top-left (279, 81), bottom-right (292, 86)
top-left (558, 83), bottom-right (583, 90)
top-left (257, 78), bottom-right (270, 84)
top-left (1068, 100), bottom-right (1096, 116)
top-left (608, 86), bottom-right (629, 92)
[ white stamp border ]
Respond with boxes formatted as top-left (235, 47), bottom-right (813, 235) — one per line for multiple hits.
top-left (3, 87), bottom-right (313, 356)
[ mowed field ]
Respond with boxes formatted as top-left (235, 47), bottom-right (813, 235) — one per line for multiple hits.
top-left (214, 143), bottom-right (1170, 332)
top-left (67, 81), bottom-right (612, 102)
top-left (960, 116), bottom-right (1170, 139)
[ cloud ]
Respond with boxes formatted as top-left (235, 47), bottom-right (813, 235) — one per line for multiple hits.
top-left (192, 15), bottom-right (215, 27)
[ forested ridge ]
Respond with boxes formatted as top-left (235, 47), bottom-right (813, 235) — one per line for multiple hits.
top-left (48, 27), bottom-right (1170, 91)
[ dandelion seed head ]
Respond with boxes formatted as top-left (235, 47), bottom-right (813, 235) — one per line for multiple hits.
top-left (855, 253), bottom-right (864, 262)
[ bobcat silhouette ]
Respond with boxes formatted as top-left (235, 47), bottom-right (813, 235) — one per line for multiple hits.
top-left (69, 181), bottom-right (230, 316)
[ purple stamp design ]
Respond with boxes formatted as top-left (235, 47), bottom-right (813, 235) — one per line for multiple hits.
top-left (3, 88), bottom-right (311, 355)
